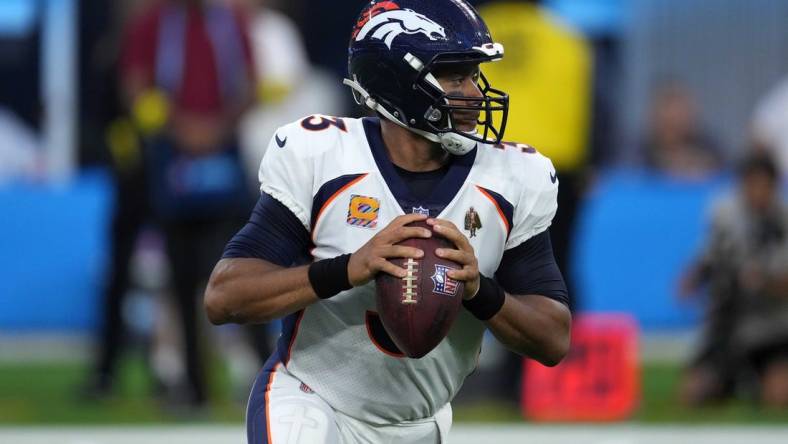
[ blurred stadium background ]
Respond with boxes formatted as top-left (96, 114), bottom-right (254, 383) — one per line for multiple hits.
top-left (1, 0), bottom-right (787, 442)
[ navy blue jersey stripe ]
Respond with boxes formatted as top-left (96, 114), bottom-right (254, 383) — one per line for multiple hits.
top-left (246, 310), bottom-right (305, 443)
top-left (246, 359), bottom-right (276, 444)
top-left (281, 310), bottom-right (304, 365)
top-left (310, 174), bottom-right (368, 233)
top-left (364, 117), bottom-right (411, 202)
top-left (476, 185), bottom-right (514, 237)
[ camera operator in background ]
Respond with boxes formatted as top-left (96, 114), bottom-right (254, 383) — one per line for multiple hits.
top-left (680, 151), bottom-right (788, 408)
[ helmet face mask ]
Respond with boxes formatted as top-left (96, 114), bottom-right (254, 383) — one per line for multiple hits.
top-left (415, 62), bottom-right (509, 147)
top-left (346, 0), bottom-right (510, 154)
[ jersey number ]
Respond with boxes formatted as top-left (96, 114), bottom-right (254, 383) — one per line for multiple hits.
top-left (494, 141), bottom-right (537, 154)
top-left (300, 115), bottom-right (347, 132)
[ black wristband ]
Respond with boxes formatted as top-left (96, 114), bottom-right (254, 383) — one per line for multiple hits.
top-left (463, 275), bottom-right (506, 321)
top-left (308, 254), bottom-right (353, 299)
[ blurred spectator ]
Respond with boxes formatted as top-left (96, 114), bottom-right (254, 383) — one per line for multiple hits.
top-left (238, 0), bottom-right (344, 179)
top-left (88, 0), bottom-right (257, 408)
top-left (679, 152), bottom-right (788, 408)
top-left (639, 81), bottom-right (722, 178)
top-left (246, 0), bottom-right (308, 104)
top-left (81, 0), bottom-right (151, 402)
top-left (752, 75), bottom-right (788, 176)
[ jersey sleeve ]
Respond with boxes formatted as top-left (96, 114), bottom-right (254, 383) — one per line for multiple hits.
top-left (257, 123), bottom-right (315, 230)
top-left (505, 155), bottom-right (559, 250)
top-left (495, 230), bottom-right (568, 305)
top-left (222, 192), bottom-right (311, 266)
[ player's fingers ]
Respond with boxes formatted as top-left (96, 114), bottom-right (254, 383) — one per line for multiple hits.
top-left (446, 267), bottom-right (479, 282)
top-left (386, 213), bottom-right (429, 230)
top-left (384, 226), bottom-right (432, 244)
top-left (372, 257), bottom-right (408, 278)
top-left (435, 248), bottom-right (474, 266)
top-left (378, 245), bottom-right (423, 259)
top-left (429, 219), bottom-right (473, 252)
top-left (428, 218), bottom-right (459, 232)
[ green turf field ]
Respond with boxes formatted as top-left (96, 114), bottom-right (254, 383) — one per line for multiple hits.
top-left (1, 357), bottom-right (786, 424)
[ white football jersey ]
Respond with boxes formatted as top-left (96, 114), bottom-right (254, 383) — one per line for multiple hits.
top-left (258, 115), bottom-right (558, 424)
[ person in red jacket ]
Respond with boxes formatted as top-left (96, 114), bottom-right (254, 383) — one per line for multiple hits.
top-left (91, 0), bottom-right (257, 407)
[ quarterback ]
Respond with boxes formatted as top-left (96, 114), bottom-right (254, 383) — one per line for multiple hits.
top-left (205, 0), bottom-right (571, 442)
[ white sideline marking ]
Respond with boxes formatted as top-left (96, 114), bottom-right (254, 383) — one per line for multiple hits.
top-left (1, 425), bottom-right (787, 444)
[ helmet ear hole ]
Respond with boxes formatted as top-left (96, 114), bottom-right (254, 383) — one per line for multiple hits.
top-left (424, 107), bottom-right (443, 122)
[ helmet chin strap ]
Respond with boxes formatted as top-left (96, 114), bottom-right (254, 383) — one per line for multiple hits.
top-left (439, 131), bottom-right (478, 155)
top-left (343, 77), bottom-right (477, 155)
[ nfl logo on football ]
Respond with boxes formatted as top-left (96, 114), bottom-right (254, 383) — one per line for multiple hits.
top-left (431, 264), bottom-right (459, 296)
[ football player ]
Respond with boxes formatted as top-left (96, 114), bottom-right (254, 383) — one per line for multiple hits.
top-left (205, 1), bottom-right (571, 442)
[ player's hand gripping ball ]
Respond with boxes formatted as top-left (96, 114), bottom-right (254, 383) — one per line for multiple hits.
top-left (375, 220), bottom-right (464, 358)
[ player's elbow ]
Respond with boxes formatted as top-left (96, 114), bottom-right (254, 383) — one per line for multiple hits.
top-left (509, 331), bottom-right (569, 367)
top-left (523, 318), bottom-right (571, 367)
top-left (204, 265), bottom-right (234, 325)
top-left (204, 285), bottom-right (228, 325)
top-left (538, 334), bottom-right (570, 367)
top-left (539, 302), bottom-right (572, 366)
top-left (538, 355), bottom-right (564, 368)
top-left (543, 315), bottom-right (572, 366)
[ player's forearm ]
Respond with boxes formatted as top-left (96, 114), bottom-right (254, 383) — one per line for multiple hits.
top-left (485, 294), bottom-right (571, 366)
top-left (204, 258), bottom-right (318, 325)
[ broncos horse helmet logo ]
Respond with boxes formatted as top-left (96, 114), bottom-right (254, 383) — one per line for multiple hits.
top-left (354, 6), bottom-right (446, 49)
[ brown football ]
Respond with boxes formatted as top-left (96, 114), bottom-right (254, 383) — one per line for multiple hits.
top-left (375, 220), bottom-right (464, 358)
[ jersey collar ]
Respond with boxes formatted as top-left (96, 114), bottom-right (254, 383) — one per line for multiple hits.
top-left (362, 117), bottom-right (476, 215)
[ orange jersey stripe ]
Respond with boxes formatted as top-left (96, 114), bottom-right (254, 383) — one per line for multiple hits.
top-left (285, 311), bottom-right (305, 365)
top-left (264, 362), bottom-right (279, 444)
top-left (311, 173), bottom-right (369, 242)
top-left (265, 310), bottom-right (305, 443)
top-left (476, 185), bottom-right (510, 233)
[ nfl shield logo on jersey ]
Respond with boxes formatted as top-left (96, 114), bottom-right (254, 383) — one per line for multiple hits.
top-left (412, 206), bottom-right (430, 216)
top-left (347, 195), bottom-right (380, 228)
top-left (431, 264), bottom-right (459, 297)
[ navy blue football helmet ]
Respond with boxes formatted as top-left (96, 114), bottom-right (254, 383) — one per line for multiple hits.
top-left (345, 0), bottom-right (509, 155)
